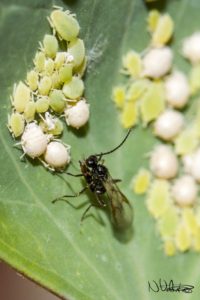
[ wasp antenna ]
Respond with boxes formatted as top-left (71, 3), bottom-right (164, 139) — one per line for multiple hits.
top-left (96, 127), bottom-right (133, 158)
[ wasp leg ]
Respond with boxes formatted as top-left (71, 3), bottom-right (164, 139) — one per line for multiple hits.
top-left (52, 186), bottom-right (88, 204)
top-left (112, 179), bottom-right (122, 183)
top-left (80, 195), bottom-right (106, 224)
top-left (65, 172), bottom-right (83, 177)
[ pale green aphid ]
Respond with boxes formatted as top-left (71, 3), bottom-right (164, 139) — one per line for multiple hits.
top-left (13, 81), bottom-right (31, 113)
top-left (8, 112), bottom-right (25, 137)
top-left (68, 38), bottom-right (85, 69)
top-left (126, 79), bottom-right (150, 102)
top-left (164, 240), bottom-right (176, 256)
top-left (38, 76), bottom-right (52, 95)
top-left (182, 208), bottom-right (199, 236)
top-left (36, 97), bottom-right (49, 113)
top-left (158, 206), bottom-right (179, 238)
top-left (24, 101), bottom-right (36, 122)
top-left (26, 70), bottom-right (38, 91)
top-left (146, 179), bottom-right (171, 219)
top-left (140, 81), bottom-right (165, 125)
top-left (49, 90), bottom-right (66, 113)
top-left (175, 221), bottom-right (191, 252)
top-left (43, 58), bottom-right (55, 76)
top-left (49, 9), bottom-right (80, 42)
top-left (63, 76), bottom-right (84, 99)
top-left (51, 71), bottom-right (61, 89)
top-left (122, 50), bottom-right (142, 78)
top-left (54, 52), bottom-right (66, 70)
top-left (58, 64), bottom-right (73, 83)
top-left (34, 51), bottom-right (45, 72)
top-left (175, 126), bottom-right (199, 155)
top-left (112, 86), bottom-right (126, 109)
top-left (75, 56), bottom-right (87, 77)
top-left (43, 34), bottom-right (58, 58)
top-left (152, 14), bottom-right (174, 47)
top-left (189, 64), bottom-right (200, 95)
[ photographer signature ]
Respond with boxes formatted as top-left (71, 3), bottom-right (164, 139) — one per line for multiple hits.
top-left (148, 279), bottom-right (194, 294)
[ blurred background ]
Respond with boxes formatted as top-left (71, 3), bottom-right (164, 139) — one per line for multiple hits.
top-left (0, 262), bottom-right (59, 300)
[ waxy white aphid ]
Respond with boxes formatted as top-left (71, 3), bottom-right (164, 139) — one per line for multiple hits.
top-left (40, 113), bottom-right (63, 136)
top-left (182, 32), bottom-right (200, 64)
top-left (150, 145), bottom-right (178, 179)
top-left (44, 141), bottom-right (70, 169)
top-left (182, 154), bottom-right (194, 174)
top-left (12, 82), bottom-right (31, 113)
top-left (43, 34), bottom-right (58, 59)
top-left (38, 76), bottom-right (52, 96)
top-left (49, 9), bottom-right (80, 42)
top-left (154, 109), bottom-right (184, 141)
top-left (26, 70), bottom-right (38, 91)
top-left (68, 38), bottom-right (85, 69)
top-left (21, 123), bottom-right (48, 159)
top-left (65, 99), bottom-right (90, 129)
top-left (49, 89), bottom-right (66, 113)
top-left (172, 175), bottom-right (197, 206)
top-left (24, 101), bottom-right (36, 122)
top-left (142, 47), bottom-right (173, 78)
top-left (8, 112), bottom-right (25, 138)
top-left (63, 76), bottom-right (84, 99)
top-left (190, 149), bottom-right (200, 182)
top-left (34, 51), bottom-right (45, 72)
top-left (165, 71), bottom-right (190, 108)
top-left (36, 97), bottom-right (49, 113)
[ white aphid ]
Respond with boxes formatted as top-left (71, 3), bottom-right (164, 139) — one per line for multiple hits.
top-left (182, 32), bottom-right (200, 64)
top-left (165, 71), bottom-right (190, 108)
top-left (142, 46), bottom-right (173, 78)
top-left (191, 149), bottom-right (200, 182)
top-left (154, 109), bottom-right (184, 141)
top-left (21, 123), bottom-right (48, 159)
top-left (172, 175), bottom-right (197, 206)
top-left (65, 99), bottom-right (90, 129)
top-left (182, 153), bottom-right (194, 174)
top-left (42, 112), bottom-right (56, 131)
top-left (150, 145), bottom-right (178, 179)
top-left (44, 141), bottom-right (70, 169)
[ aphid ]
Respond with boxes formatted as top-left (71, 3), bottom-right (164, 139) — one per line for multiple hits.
top-left (153, 109), bottom-right (184, 141)
top-left (68, 38), bottom-right (85, 69)
top-left (38, 76), bottom-right (52, 96)
top-left (43, 58), bottom-right (55, 76)
top-left (21, 122), bottom-right (49, 159)
top-left (120, 101), bottom-right (138, 129)
top-left (142, 46), bottom-right (173, 78)
top-left (175, 126), bottom-right (199, 156)
top-left (65, 99), bottom-right (90, 129)
top-left (35, 97), bottom-right (49, 113)
top-left (52, 128), bottom-right (133, 229)
top-left (165, 71), bottom-right (190, 108)
top-left (49, 89), bottom-right (66, 113)
top-left (122, 50), bottom-right (142, 78)
top-left (49, 9), bottom-right (80, 42)
top-left (34, 51), bottom-right (45, 72)
top-left (132, 168), bottom-right (151, 194)
top-left (182, 32), bottom-right (200, 64)
top-left (42, 34), bottom-right (58, 59)
top-left (150, 145), bottom-right (178, 179)
top-left (12, 81), bottom-right (31, 113)
top-left (63, 76), bottom-right (84, 99)
top-left (112, 86), bottom-right (126, 109)
top-left (26, 70), bottom-right (38, 91)
top-left (172, 175), bottom-right (197, 207)
top-left (8, 112), bottom-right (25, 138)
top-left (151, 14), bottom-right (174, 47)
top-left (58, 64), bottom-right (73, 83)
top-left (44, 141), bottom-right (70, 170)
top-left (54, 52), bottom-right (66, 69)
top-left (24, 101), bottom-right (36, 122)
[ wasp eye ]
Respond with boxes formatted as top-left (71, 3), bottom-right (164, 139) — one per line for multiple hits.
top-left (86, 155), bottom-right (98, 167)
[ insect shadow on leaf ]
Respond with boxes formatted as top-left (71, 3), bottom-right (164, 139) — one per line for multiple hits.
top-left (52, 128), bottom-right (133, 230)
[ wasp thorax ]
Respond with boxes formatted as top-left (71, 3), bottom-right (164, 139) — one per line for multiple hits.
top-left (86, 155), bottom-right (98, 167)
top-left (97, 164), bottom-right (108, 178)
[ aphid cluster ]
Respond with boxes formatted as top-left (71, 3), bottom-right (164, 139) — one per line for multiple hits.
top-left (113, 9), bottom-right (200, 256)
top-left (8, 7), bottom-right (89, 171)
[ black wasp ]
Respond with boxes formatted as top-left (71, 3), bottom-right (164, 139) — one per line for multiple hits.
top-left (53, 128), bottom-right (133, 229)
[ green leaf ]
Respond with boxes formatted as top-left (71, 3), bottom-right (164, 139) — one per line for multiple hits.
top-left (1, 0), bottom-right (200, 299)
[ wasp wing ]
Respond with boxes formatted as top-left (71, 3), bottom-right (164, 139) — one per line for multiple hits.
top-left (103, 173), bottom-right (133, 229)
